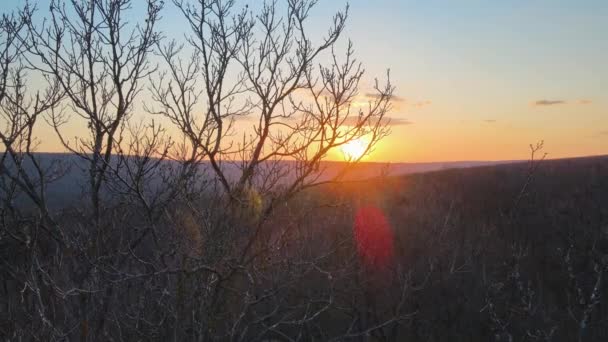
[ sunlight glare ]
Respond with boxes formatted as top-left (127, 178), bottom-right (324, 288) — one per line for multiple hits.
top-left (341, 138), bottom-right (367, 160)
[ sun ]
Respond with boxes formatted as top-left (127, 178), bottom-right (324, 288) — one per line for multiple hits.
top-left (341, 138), bottom-right (367, 160)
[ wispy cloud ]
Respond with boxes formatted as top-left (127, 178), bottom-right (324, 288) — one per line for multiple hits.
top-left (484, 119), bottom-right (497, 123)
top-left (533, 100), bottom-right (566, 106)
top-left (385, 117), bottom-right (414, 126)
top-left (364, 93), bottom-right (405, 102)
top-left (532, 99), bottom-right (593, 106)
top-left (294, 89), bottom-right (430, 112)
top-left (357, 93), bottom-right (431, 109)
top-left (238, 114), bottom-right (413, 127)
top-left (340, 116), bottom-right (413, 127)
top-left (598, 130), bottom-right (608, 136)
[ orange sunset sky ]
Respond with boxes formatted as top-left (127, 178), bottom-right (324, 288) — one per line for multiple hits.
top-left (4, 0), bottom-right (608, 162)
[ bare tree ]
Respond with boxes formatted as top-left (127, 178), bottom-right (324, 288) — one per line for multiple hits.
top-left (147, 2), bottom-right (395, 293)
top-left (1, 1), bottom-right (409, 341)
top-left (150, 0), bottom-right (393, 205)
top-left (25, 0), bottom-right (163, 221)
top-left (135, 1), bottom-right (402, 340)
top-left (0, 5), bottom-right (63, 216)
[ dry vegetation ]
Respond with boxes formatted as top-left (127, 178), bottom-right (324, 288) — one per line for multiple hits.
top-left (1, 0), bottom-right (607, 341)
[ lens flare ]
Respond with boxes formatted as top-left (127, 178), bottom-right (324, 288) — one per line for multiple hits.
top-left (353, 206), bottom-right (394, 271)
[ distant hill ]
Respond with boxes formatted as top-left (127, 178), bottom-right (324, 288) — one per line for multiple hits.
top-left (5, 152), bottom-right (606, 209)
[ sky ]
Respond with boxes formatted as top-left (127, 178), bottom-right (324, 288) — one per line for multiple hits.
top-left (3, 0), bottom-right (607, 162)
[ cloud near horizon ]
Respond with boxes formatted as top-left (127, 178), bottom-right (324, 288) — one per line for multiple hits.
top-left (363, 93), bottom-right (406, 102)
top-left (295, 90), bottom-right (430, 112)
top-left (340, 116), bottom-right (413, 127)
top-left (236, 113), bottom-right (413, 127)
top-left (532, 99), bottom-right (592, 106)
top-left (365, 94), bottom-right (432, 111)
top-left (533, 100), bottom-right (566, 106)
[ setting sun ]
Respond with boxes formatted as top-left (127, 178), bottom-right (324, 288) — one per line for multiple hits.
top-left (341, 138), bottom-right (367, 160)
